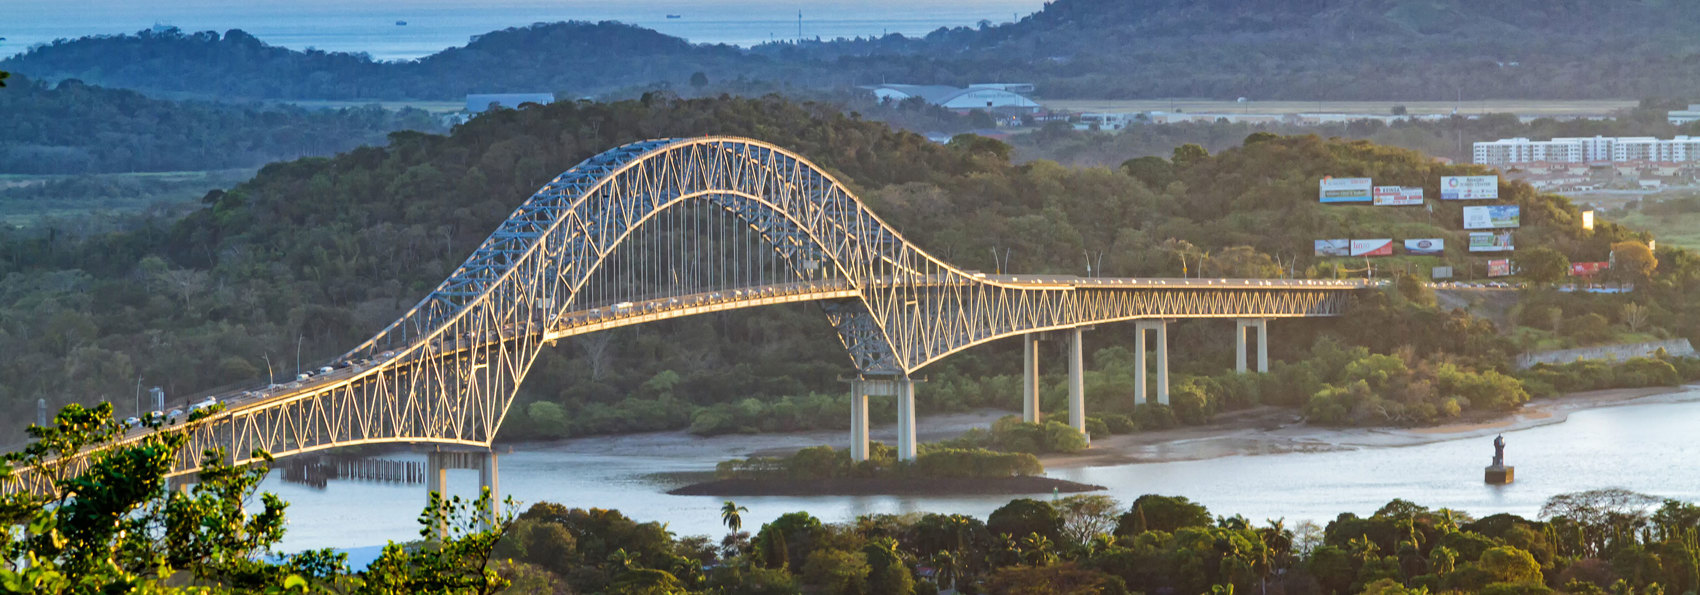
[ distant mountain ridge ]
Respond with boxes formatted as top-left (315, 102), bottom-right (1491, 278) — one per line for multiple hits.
top-left (6, 0), bottom-right (1700, 101)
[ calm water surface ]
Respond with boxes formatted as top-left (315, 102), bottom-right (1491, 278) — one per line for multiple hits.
top-left (267, 395), bottom-right (1700, 552)
top-left (6, 1), bottom-right (1045, 61)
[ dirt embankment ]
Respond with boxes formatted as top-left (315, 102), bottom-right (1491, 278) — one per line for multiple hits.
top-left (668, 476), bottom-right (1104, 497)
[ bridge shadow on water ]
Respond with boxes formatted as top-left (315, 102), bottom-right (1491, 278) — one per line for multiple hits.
top-left (279, 454), bottom-right (425, 490)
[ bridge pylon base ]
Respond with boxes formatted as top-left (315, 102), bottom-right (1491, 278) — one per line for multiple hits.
top-left (426, 448), bottom-right (501, 536)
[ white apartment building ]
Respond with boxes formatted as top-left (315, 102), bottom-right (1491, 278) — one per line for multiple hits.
top-left (1669, 105), bottom-right (1700, 126)
top-left (1474, 136), bottom-right (1700, 165)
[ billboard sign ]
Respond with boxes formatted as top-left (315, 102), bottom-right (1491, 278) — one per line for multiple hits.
top-left (1320, 177), bottom-right (1373, 203)
top-left (1314, 239), bottom-right (1350, 256)
top-left (1432, 266), bottom-right (1453, 279)
top-left (1404, 238), bottom-right (1445, 255)
top-left (1570, 262), bottom-right (1609, 276)
top-left (1350, 239), bottom-right (1394, 257)
top-left (1582, 210), bottom-right (1595, 231)
top-left (1463, 205), bottom-right (1521, 229)
top-left (1374, 186), bottom-right (1425, 206)
top-left (1488, 259), bottom-right (1514, 277)
top-left (1469, 231), bottom-right (1515, 252)
top-left (1442, 175), bottom-right (1499, 200)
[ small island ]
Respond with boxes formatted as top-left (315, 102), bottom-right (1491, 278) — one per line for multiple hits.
top-left (669, 442), bottom-right (1105, 497)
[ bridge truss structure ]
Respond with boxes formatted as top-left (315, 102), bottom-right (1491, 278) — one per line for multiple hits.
top-left (4, 137), bottom-right (1365, 496)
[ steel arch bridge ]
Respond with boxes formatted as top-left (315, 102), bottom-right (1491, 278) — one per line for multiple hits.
top-left (4, 136), bottom-right (1367, 496)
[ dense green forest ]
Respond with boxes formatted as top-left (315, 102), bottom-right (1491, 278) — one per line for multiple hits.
top-left (0, 74), bottom-right (442, 174)
top-left (6, 94), bottom-right (1700, 446)
top-left (14, 404), bottom-right (1700, 593)
top-left (8, 0), bottom-right (1700, 101)
top-left (0, 170), bottom-right (255, 228)
top-left (498, 490), bottom-right (1700, 595)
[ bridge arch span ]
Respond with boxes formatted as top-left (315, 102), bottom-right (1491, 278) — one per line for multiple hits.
top-left (4, 137), bottom-right (1362, 494)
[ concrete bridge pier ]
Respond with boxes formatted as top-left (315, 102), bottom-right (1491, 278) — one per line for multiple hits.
top-left (1023, 333), bottom-right (1043, 423)
top-left (1068, 327), bottom-right (1089, 444)
top-left (425, 449), bottom-right (502, 536)
top-left (850, 383), bottom-right (870, 462)
top-left (896, 376), bottom-right (917, 462)
top-left (848, 377), bottom-right (918, 462)
top-left (1235, 318), bottom-right (1269, 373)
top-left (1134, 320), bottom-right (1170, 405)
top-left (848, 377), bottom-right (897, 462)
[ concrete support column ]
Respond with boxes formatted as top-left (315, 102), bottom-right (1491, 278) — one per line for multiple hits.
top-left (1068, 327), bottom-right (1087, 443)
top-left (1022, 333), bottom-right (1041, 423)
top-left (1236, 318), bottom-right (1269, 373)
top-left (1134, 324), bottom-right (1147, 404)
top-left (849, 382), bottom-right (870, 462)
top-left (1235, 319), bottom-right (1250, 373)
top-left (426, 451), bottom-right (449, 539)
top-left (1257, 319), bottom-right (1269, 373)
top-left (479, 450), bottom-right (500, 530)
top-left (896, 377), bottom-right (917, 462)
top-left (1156, 320), bottom-right (1170, 405)
top-left (168, 475), bottom-right (194, 494)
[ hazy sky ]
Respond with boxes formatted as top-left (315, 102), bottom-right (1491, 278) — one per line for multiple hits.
top-left (6, 0), bottom-right (1048, 58)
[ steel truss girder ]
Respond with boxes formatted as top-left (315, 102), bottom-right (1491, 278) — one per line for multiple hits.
top-left (3, 137), bottom-right (1363, 497)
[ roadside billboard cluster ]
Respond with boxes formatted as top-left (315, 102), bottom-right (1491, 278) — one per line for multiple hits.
top-left (1462, 205), bottom-right (1520, 230)
top-left (1315, 238), bottom-right (1444, 257)
top-left (1373, 186), bottom-right (1425, 206)
top-left (1319, 177), bottom-right (1373, 203)
top-left (1349, 239), bottom-right (1394, 256)
top-left (1487, 259), bottom-right (1514, 277)
top-left (1469, 231), bottom-right (1515, 252)
top-left (1570, 262), bottom-right (1610, 276)
top-left (1441, 175), bottom-right (1499, 200)
top-left (1318, 175), bottom-right (1500, 204)
top-left (1404, 239), bottom-right (1444, 255)
top-left (1313, 173), bottom-right (1523, 280)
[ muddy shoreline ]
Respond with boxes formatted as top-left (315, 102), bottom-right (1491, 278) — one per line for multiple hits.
top-left (668, 476), bottom-right (1106, 496)
top-left (496, 385), bottom-right (1700, 483)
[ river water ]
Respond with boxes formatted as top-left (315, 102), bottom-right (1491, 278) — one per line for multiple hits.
top-left (265, 393), bottom-right (1700, 553)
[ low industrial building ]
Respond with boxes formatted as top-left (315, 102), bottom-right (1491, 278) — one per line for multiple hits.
top-left (863, 84), bottom-right (1041, 114)
top-left (1669, 105), bottom-right (1700, 126)
top-left (465, 93), bottom-right (557, 113)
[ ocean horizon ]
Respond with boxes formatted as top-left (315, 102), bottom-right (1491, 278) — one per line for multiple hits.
top-left (4, 0), bottom-right (1046, 62)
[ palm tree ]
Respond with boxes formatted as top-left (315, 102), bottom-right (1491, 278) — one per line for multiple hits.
top-left (721, 500), bottom-right (748, 533)
top-left (1348, 534), bottom-right (1380, 563)
top-left (1019, 533), bottom-right (1056, 566)
top-left (931, 550), bottom-right (958, 590)
top-left (608, 547), bottom-right (640, 571)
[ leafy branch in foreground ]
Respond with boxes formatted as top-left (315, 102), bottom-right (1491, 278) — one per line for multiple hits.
top-left (0, 402), bottom-right (511, 593)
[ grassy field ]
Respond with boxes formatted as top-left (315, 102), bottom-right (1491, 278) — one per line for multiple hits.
top-left (1601, 188), bottom-right (1700, 251)
top-left (1040, 99), bottom-right (1639, 117)
top-left (0, 169), bottom-right (254, 228)
top-left (278, 99), bottom-right (467, 113)
top-left (1614, 210), bottom-right (1700, 251)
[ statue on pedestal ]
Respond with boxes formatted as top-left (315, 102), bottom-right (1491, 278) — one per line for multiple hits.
top-left (1485, 434), bottom-right (1513, 484)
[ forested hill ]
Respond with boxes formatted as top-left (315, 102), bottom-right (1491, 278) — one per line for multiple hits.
top-left (0, 23), bottom-right (769, 101)
top-left (6, 94), bottom-right (1682, 445)
top-left (7, 0), bottom-right (1700, 101)
top-left (0, 75), bottom-right (441, 174)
